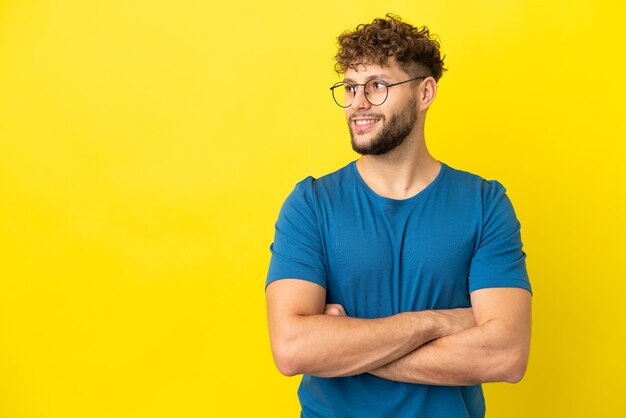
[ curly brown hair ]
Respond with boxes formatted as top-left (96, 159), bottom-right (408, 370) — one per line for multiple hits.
top-left (334, 14), bottom-right (446, 81)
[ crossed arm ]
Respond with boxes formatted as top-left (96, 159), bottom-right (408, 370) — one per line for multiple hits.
top-left (266, 278), bottom-right (531, 385)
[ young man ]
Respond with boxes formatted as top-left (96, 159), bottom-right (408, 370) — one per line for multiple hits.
top-left (265, 14), bottom-right (532, 418)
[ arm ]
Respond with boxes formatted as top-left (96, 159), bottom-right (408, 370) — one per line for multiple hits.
top-left (368, 287), bottom-right (532, 385)
top-left (266, 278), bottom-right (476, 378)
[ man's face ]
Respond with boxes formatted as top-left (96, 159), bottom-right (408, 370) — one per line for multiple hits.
top-left (343, 60), bottom-right (420, 156)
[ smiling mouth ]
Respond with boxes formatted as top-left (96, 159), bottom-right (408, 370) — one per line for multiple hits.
top-left (354, 118), bottom-right (380, 126)
top-left (351, 117), bottom-right (382, 133)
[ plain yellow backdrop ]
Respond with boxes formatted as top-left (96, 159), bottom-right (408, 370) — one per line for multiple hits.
top-left (1, 1), bottom-right (625, 417)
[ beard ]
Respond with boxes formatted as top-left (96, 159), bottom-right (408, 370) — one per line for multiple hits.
top-left (349, 95), bottom-right (418, 156)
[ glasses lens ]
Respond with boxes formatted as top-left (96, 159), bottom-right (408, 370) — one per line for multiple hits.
top-left (331, 83), bottom-right (351, 108)
top-left (331, 81), bottom-right (389, 107)
top-left (364, 80), bottom-right (388, 106)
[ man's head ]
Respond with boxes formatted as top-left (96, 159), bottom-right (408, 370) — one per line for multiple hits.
top-left (332, 15), bottom-right (444, 156)
top-left (334, 14), bottom-right (446, 81)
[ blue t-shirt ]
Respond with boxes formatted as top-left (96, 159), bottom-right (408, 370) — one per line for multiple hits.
top-left (266, 161), bottom-right (531, 418)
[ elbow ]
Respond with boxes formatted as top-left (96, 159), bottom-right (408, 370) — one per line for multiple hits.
top-left (275, 358), bottom-right (301, 377)
top-left (272, 339), bottom-right (338, 378)
top-left (501, 348), bottom-right (529, 384)
top-left (271, 340), bottom-right (304, 377)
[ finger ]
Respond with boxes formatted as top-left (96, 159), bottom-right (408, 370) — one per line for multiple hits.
top-left (325, 307), bottom-right (341, 316)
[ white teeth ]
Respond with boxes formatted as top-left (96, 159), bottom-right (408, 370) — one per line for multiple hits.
top-left (355, 119), bottom-right (379, 125)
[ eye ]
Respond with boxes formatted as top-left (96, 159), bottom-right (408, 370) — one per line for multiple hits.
top-left (371, 81), bottom-right (387, 91)
top-left (344, 84), bottom-right (357, 95)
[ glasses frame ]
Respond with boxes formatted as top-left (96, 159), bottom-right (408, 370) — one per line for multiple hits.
top-left (329, 76), bottom-right (427, 108)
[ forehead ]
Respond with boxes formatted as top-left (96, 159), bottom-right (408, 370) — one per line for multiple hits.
top-left (343, 58), bottom-right (410, 81)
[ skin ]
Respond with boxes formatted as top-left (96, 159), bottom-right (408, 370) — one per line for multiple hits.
top-left (266, 58), bottom-right (532, 384)
top-left (266, 279), bottom-right (476, 377)
top-left (347, 84), bottom-right (418, 156)
top-left (326, 289), bottom-right (532, 385)
top-left (345, 58), bottom-right (441, 200)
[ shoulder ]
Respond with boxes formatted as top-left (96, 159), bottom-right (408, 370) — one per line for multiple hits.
top-left (444, 163), bottom-right (506, 193)
top-left (442, 163), bottom-right (509, 205)
top-left (287, 162), bottom-right (354, 202)
top-left (281, 162), bottom-right (354, 215)
top-left (438, 164), bottom-right (517, 227)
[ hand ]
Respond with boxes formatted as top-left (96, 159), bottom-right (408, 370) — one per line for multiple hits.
top-left (324, 303), bottom-right (347, 317)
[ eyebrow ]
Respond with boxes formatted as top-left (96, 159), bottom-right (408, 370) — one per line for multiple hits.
top-left (342, 74), bottom-right (393, 83)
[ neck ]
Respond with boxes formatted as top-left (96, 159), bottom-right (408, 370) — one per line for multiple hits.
top-left (355, 129), bottom-right (440, 200)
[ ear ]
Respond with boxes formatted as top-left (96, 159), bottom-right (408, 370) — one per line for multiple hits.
top-left (419, 77), bottom-right (437, 111)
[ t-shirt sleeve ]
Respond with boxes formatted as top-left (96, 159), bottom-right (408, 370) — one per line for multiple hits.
top-left (265, 177), bottom-right (328, 290)
top-left (468, 180), bottom-right (532, 294)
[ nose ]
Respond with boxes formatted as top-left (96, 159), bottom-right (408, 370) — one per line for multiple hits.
top-left (350, 85), bottom-right (371, 110)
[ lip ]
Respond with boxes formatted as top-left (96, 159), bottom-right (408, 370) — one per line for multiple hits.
top-left (351, 117), bottom-right (382, 134)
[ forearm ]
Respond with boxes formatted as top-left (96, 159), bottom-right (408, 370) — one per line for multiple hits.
top-left (369, 320), bottom-right (529, 385)
top-left (273, 310), bottom-right (455, 378)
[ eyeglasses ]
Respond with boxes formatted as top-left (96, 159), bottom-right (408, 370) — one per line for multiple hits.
top-left (329, 76), bottom-right (427, 108)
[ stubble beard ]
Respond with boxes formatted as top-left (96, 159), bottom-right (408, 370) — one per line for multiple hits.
top-left (349, 95), bottom-right (418, 156)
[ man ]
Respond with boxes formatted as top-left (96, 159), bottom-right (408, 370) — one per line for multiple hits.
top-left (265, 14), bottom-right (532, 418)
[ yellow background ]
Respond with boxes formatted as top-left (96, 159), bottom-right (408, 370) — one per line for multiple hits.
top-left (1, 1), bottom-right (625, 417)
